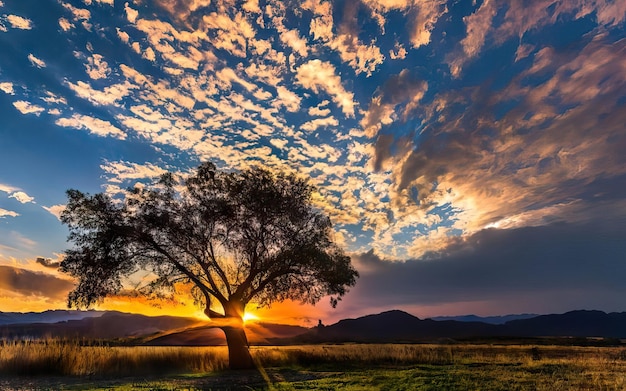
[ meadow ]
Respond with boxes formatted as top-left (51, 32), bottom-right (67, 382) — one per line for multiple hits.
top-left (0, 341), bottom-right (625, 390)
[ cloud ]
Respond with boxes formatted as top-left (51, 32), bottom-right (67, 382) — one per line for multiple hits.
top-left (61, 2), bottom-right (91, 22)
top-left (12, 100), bottom-right (45, 116)
top-left (360, 69), bottom-right (428, 140)
top-left (8, 191), bottom-right (34, 204)
top-left (85, 54), bottom-right (111, 80)
top-left (0, 184), bottom-right (19, 194)
top-left (202, 11), bottom-right (256, 57)
top-left (448, 0), bottom-right (626, 77)
top-left (407, 1), bottom-right (447, 48)
top-left (389, 42), bottom-right (407, 60)
top-left (301, 116), bottom-right (339, 132)
top-left (5, 14), bottom-right (33, 30)
top-left (55, 114), bottom-right (127, 139)
top-left (295, 60), bottom-right (356, 117)
top-left (42, 204), bottom-right (66, 220)
top-left (274, 85), bottom-right (301, 112)
top-left (348, 220), bottom-right (626, 315)
top-left (27, 54), bottom-right (46, 68)
top-left (58, 17), bottom-right (73, 31)
top-left (0, 265), bottom-right (73, 300)
top-left (279, 28), bottom-right (309, 57)
top-left (66, 80), bottom-right (136, 106)
top-left (35, 257), bottom-right (61, 268)
top-left (125, 3), bottom-right (138, 23)
top-left (100, 161), bottom-right (168, 183)
top-left (367, 32), bottom-right (626, 258)
top-left (0, 208), bottom-right (19, 218)
top-left (0, 81), bottom-right (13, 94)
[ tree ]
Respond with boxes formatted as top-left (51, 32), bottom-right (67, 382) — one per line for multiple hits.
top-left (60, 162), bottom-right (359, 369)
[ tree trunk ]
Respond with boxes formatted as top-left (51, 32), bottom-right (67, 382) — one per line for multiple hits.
top-left (222, 324), bottom-right (254, 370)
top-left (217, 299), bottom-right (254, 370)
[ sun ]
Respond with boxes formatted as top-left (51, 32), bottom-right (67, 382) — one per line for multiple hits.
top-left (243, 312), bottom-right (259, 323)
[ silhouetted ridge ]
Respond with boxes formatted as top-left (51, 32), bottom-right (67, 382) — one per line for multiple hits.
top-left (291, 309), bottom-right (499, 343)
top-left (504, 310), bottom-right (626, 337)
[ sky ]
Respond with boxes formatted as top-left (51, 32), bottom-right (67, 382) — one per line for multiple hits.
top-left (0, 0), bottom-right (625, 326)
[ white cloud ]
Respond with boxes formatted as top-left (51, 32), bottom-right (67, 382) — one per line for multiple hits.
top-left (274, 85), bottom-right (301, 112)
top-left (116, 27), bottom-right (130, 43)
top-left (389, 42), bottom-right (407, 59)
top-left (62, 2), bottom-right (91, 22)
top-left (242, 0), bottom-right (261, 13)
top-left (202, 12), bottom-right (255, 58)
top-left (12, 101), bottom-right (45, 116)
top-left (279, 28), bottom-right (309, 57)
top-left (85, 54), bottom-right (110, 80)
top-left (301, 116), bottom-right (339, 131)
top-left (5, 15), bottom-right (33, 30)
top-left (8, 191), bottom-right (34, 204)
top-left (55, 114), bottom-right (127, 139)
top-left (409, 0), bottom-right (447, 48)
top-left (125, 3), bottom-right (139, 23)
top-left (28, 54), bottom-right (46, 68)
top-left (66, 80), bottom-right (135, 106)
top-left (42, 204), bottom-right (65, 220)
top-left (295, 60), bottom-right (356, 117)
top-left (0, 184), bottom-right (19, 194)
top-left (308, 104), bottom-right (331, 117)
top-left (0, 208), bottom-right (18, 218)
top-left (0, 82), bottom-right (14, 94)
top-left (100, 161), bottom-right (168, 183)
top-left (58, 17), bottom-right (73, 31)
top-left (143, 47), bottom-right (156, 62)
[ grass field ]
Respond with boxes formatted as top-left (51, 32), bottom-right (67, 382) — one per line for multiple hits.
top-left (0, 341), bottom-right (625, 390)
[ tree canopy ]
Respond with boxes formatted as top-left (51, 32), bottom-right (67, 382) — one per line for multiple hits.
top-left (60, 162), bottom-right (358, 368)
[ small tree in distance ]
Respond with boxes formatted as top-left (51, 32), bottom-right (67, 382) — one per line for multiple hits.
top-left (60, 162), bottom-right (359, 369)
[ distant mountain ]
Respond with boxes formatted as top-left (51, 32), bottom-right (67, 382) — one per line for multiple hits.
top-left (0, 311), bottom-right (308, 344)
top-left (431, 314), bottom-right (539, 325)
top-left (0, 310), bottom-right (106, 325)
top-left (0, 312), bottom-right (201, 340)
top-left (288, 310), bottom-right (500, 343)
top-left (3, 309), bottom-right (626, 344)
top-left (503, 310), bottom-right (626, 338)
top-left (285, 309), bottom-right (626, 344)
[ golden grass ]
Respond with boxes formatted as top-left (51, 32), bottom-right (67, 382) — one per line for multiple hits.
top-left (0, 340), bottom-right (228, 376)
top-left (1, 341), bottom-right (626, 390)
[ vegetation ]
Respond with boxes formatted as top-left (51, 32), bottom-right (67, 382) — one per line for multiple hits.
top-left (60, 162), bottom-right (358, 369)
top-left (1, 341), bottom-right (626, 390)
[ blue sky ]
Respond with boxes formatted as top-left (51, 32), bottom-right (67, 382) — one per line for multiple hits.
top-left (0, 0), bottom-right (625, 323)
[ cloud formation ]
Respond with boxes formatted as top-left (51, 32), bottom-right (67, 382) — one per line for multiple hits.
top-left (348, 220), bottom-right (626, 315)
top-left (0, 265), bottom-right (73, 300)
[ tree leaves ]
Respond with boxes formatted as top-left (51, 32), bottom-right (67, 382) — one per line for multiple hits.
top-left (60, 162), bottom-right (358, 317)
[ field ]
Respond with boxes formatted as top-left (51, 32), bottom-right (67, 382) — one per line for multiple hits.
top-left (0, 341), bottom-right (626, 390)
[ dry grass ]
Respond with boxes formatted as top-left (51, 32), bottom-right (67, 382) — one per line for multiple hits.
top-left (0, 340), bottom-right (228, 376)
top-left (1, 341), bottom-right (626, 390)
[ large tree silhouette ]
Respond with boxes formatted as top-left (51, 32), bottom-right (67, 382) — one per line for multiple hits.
top-left (60, 162), bottom-right (358, 369)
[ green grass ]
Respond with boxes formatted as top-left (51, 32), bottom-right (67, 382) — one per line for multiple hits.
top-left (0, 342), bottom-right (625, 390)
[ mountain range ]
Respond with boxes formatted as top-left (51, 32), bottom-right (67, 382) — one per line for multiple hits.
top-left (1, 309), bottom-right (625, 344)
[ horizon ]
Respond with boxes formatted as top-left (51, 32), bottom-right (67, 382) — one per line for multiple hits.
top-left (1, 0), bottom-right (625, 325)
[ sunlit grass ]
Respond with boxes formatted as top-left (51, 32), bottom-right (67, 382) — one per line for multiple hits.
top-left (0, 340), bottom-right (228, 376)
top-left (1, 341), bottom-right (626, 390)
